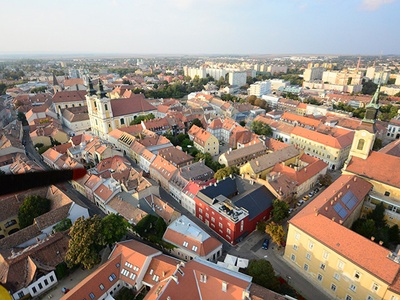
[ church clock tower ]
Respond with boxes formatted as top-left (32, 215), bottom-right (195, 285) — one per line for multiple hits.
top-left (348, 84), bottom-right (380, 160)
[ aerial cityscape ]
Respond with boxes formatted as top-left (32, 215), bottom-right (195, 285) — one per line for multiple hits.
top-left (1, 1), bottom-right (400, 300)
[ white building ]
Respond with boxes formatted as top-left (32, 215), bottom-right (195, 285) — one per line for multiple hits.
top-left (162, 215), bottom-right (223, 262)
top-left (228, 72), bottom-right (247, 87)
top-left (303, 67), bottom-right (325, 82)
top-left (248, 81), bottom-right (271, 97)
top-left (268, 79), bottom-right (289, 91)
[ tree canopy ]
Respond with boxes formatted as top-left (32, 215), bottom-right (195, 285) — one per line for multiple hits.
top-left (265, 222), bottom-right (285, 246)
top-left (65, 215), bottom-right (105, 269)
top-left (129, 113), bottom-right (155, 125)
top-left (251, 121), bottom-right (273, 136)
top-left (195, 152), bottom-right (223, 172)
top-left (245, 259), bottom-right (280, 291)
top-left (214, 166), bottom-right (239, 180)
top-left (272, 199), bottom-right (289, 223)
top-left (189, 118), bottom-right (203, 129)
top-left (18, 195), bottom-right (51, 229)
top-left (101, 214), bottom-right (129, 246)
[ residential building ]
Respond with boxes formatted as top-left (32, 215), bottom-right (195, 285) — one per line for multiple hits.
top-left (163, 215), bottom-right (222, 261)
top-left (61, 240), bottom-right (257, 300)
top-left (149, 155), bottom-right (178, 192)
top-left (157, 146), bottom-right (194, 168)
top-left (248, 81), bottom-right (271, 97)
top-left (188, 125), bottom-right (219, 156)
top-left (303, 67), bottom-right (325, 82)
top-left (194, 176), bottom-right (274, 244)
top-left (52, 90), bottom-right (87, 116)
top-left (387, 116), bottom-right (400, 141)
top-left (218, 141), bottom-right (267, 167)
top-left (228, 72), bottom-right (247, 87)
top-left (61, 105), bottom-right (90, 134)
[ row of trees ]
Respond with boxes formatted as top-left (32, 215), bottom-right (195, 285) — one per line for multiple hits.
top-left (129, 113), bottom-right (155, 125)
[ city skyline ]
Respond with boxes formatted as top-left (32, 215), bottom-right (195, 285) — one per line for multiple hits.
top-left (0, 0), bottom-right (399, 56)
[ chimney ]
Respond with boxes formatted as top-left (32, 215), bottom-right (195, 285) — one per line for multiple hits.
top-left (379, 241), bottom-right (383, 245)
top-left (371, 236), bottom-right (375, 241)
top-left (339, 220), bottom-right (343, 224)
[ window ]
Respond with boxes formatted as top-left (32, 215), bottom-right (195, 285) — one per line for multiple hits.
top-left (105, 104), bottom-right (108, 111)
top-left (320, 263), bottom-right (326, 271)
top-left (90, 293), bottom-right (95, 299)
top-left (211, 217), bottom-right (215, 222)
top-left (125, 262), bottom-right (133, 268)
top-left (372, 283), bottom-right (379, 292)
top-left (183, 241), bottom-right (188, 247)
top-left (130, 273), bottom-right (136, 280)
top-left (346, 295), bottom-right (353, 300)
top-left (99, 284), bottom-right (105, 290)
top-left (317, 274), bottom-right (323, 281)
top-left (227, 228), bottom-right (231, 234)
top-left (38, 283), bottom-right (43, 289)
top-left (323, 251), bottom-right (329, 260)
top-left (295, 232), bottom-right (300, 240)
top-left (350, 284), bottom-right (357, 292)
top-left (303, 264), bottom-right (309, 271)
top-left (357, 139), bottom-right (365, 150)
top-left (385, 191), bottom-right (391, 196)
top-left (109, 273), bottom-right (116, 281)
top-left (50, 275), bottom-right (54, 282)
top-left (206, 213), bottom-right (209, 218)
top-left (121, 118), bottom-right (125, 125)
top-left (200, 274), bottom-right (207, 283)
top-left (338, 260), bottom-right (344, 270)
top-left (306, 252), bottom-right (312, 260)
top-left (293, 244), bottom-right (298, 250)
top-left (192, 245), bottom-right (198, 252)
top-left (222, 281), bottom-right (227, 292)
top-left (390, 296), bottom-right (398, 300)
top-left (44, 279), bottom-right (48, 285)
top-left (367, 296), bottom-right (374, 300)
top-left (32, 287), bottom-right (37, 293)
top-left (291, 254), bottom-right (296, 262)
top-left (219, 222), bottom-right (223, 228)
top-left (308, 241), bottom-right (314, 250)
top-left (331, 284), bottom-right (337, 292)
top-left (334, 273), bottom-right (340, 281)
top-left (153, 275), bottom-right (160, 282)
top-left (199, 208), bottom-right (203, 213)
top-left (121, 269), bottom-right (129, 276)
top-left (18, 292), bottom-right (25, 298)
top-left (133, 266), bottom-right (139, 272)
top-left (354, 271), bottom-right (361, 280)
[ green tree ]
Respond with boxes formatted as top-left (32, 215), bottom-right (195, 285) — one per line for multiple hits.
top-left (367, 202), bottom-right (387, 228)
top-left (265, 222), bottom-right (285, 246)
top-left (245, 259), bottom-right (280, 292)
top-left (272, 199), bottom-right (290, 222)
top-left (129, 113), bottom-right (155, 125)
top-left (189, 118), bottom-right (203, 129)
top-left (53, 218), bottom-right (72, 232)
top-left (352, 219), bottom-right (376, 239)
top-left (251, 121), bottom-right (272, 136)
top-left (247, 95), bottom-right (257, 105)
top-left (239, 120), bottom-right (246, 127)
top-left (17, 112), bottom-right (28, 126)
top-left (214, 166), bottom-right (239, 180)
top-left (0, 82), bottom-right (7, 95)
top-left (101, 214), bottom-right (129, 246)
top-left (30, 86), bottom-right (47, 93)
top-left (254, 98), bottom-right (267, 108)
top-left (362, 80), bottom-right (378, 95)
top-left (373, 138), bottom-right (383, 151)
top-left (18, 195), bottom-right (51, 228)
top-left (65, 215), bottom-right (105, 269)
top-left (318, 173), bottom-right (332, 186)
top-left (388, 225), bottom-right (400, 245)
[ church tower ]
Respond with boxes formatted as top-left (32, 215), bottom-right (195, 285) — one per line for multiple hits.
top-left (348, 84), bottom-right (380, 160)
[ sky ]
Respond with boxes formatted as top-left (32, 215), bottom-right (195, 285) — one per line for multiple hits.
top-left (0, 0), bottom-right (399, 56)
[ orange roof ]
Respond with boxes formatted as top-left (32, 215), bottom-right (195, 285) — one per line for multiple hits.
top-left (142, 255), bottom-right (179, 285)
top-left (291, 126), bottom-right (354, 149)
top-left (150, 155), bottom-right (178, 180)
top-left (345, 151), bottom-right (400, 189)
top-left (289, 175), bottom-right (400, 284)
top-left (281, 112), bottom-right (321, 128)
top-left (52, 90), bottom-right (87, 103)
top-left (208, 118), bottom-right (223, 130)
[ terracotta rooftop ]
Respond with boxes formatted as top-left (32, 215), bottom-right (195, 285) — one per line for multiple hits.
top-left (158, 146), bottom-right (194, 167)
top-left (291, 126), bottom-right (354, 149)
top-left (289, 175), bottom-right (400, 285)
top-left (345, 151), bottom-right (400, 189)
top-left (110, 94), bottom-right (156, 117)
top-left (52, 90), bottom-right (87, 103)
top-left (150, 155), bottom-right (178, 181)
top-left (379, 139), bottom-right (400, 157)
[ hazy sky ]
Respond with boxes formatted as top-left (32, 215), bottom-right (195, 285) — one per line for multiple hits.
top-left (0, 0), bottom-right (399, 55)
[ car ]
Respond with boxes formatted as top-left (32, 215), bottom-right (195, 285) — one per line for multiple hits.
top-left (262, 238), bottom-right (269, 250)
top-left (308, 191), bottom-right (315, 197)
top-left (314, 187), bottom-right (320, 194)
top-left (302, 195), bottom-right (310, 201)
top-left (297, 200), bottom-right (305, 206)
top-left (288, 208), bottom-right (294, 214)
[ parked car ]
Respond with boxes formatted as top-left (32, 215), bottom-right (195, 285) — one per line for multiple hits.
top-left (288, 208), bottom-right (294, 214)
top-left (302, 195), bottom-right (310, 201)
top-left (262, 238), bottom-right (269, 250)
top-left (308, 191), bottom-right (315, 197)
top-left (314, 187), bottom-right (320, 194)
top-left (297, 200), bottom-right (305, 206)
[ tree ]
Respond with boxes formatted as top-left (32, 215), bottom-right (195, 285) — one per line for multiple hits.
top-left (53, 218), bottom-right (72, 232)
top-left (362, 80), bottom-right (378, 95)
top-left (17, 112), bottom-right (28, 126)
top-left (265, 222), bottom-right (285, 246)
top-left (251, 121), bottom-right (272, 136)
top-left (101, 214), bottom-right (129, 246)
top-left (254, 98), bottom-right (267, 108)
top-left (352, 219), bottom-right (376, 239)
top-left (373, 138), bottom-right (383, 151)
top-left (239, 120), bottom-right (246, 127)
top-left (190, 118), bottom-right (203, 129)
top-left (247, 95), bottom-right (257, 105)
top-left (318, 173), bottom-right (332, 186)
top-left (129, 113), bottom-right (155, 125)
top-left (65, 215), bottom-right (105, 269)
top-left (272, 199), bottom-right (289, 222)
top-left (367, 202), bottom-right (387, 228)
top-left (18, 195), bottom-right (51, 228)
top-left (0, 82), bottom-right (7, 95)
top-left (245, 259), bottom-right (280, 292)
top-left (214, 166), bottom-right (239, 180)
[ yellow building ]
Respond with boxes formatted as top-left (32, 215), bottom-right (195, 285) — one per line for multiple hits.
top-left (188, 124), bottom-right (219, 156)
top-left (86, 79), bottom-right (156, 140)
top-left (343, 85), bottom-right (400, 226)
top-left (285, 175), bottom-right (400, 300)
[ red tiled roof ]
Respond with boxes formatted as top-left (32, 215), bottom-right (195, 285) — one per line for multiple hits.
top-left (110, 94), bottom-right (156, 117)
top-left (52, 90), bottom-right (87, 103)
